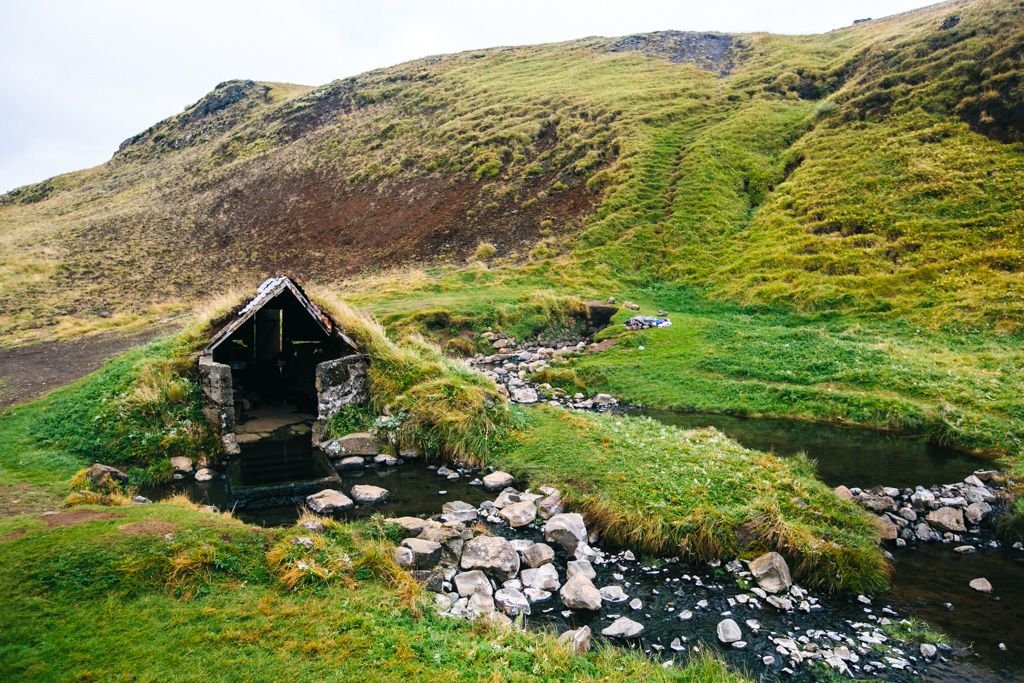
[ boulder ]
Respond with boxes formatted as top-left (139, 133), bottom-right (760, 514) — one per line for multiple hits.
top-left (599, 585), bottom-right (629, 603)
top-left (538, 491), bottom-right (563, 519)
top-left (86, 463), bottom-right (129, 487)
top-left (525, 588), bottom-right (552, 603)
top-left (859, 494), bottom-right (896, 513)
top-left (374, 454), bottom-right (400, 467)
top-left (910, 489), bottom-right (936, 508)
top-left (499, 501), bottom-right (537, 528)
top-left (494, 587), bottom-right (531, 617)
top-left (169, 457), bottom-right (193, 474)
top-left (566, 560), bottom-right (596, 580)
top-left (467, 591), bottom-right (497, 617)
top-left (717, 618), bottom-right (742, 644)
top-left (336, 432), bottom-right (381, 456)
top-left (876, 515), bottom-right (899, 541)
top-left (834, 485), bottom-right (853, 500)
top-left (441, 500), bottom-right (478, 523)
top-left (559, 573), bottom-right (603, 611)
top-left (965, 501), bottom-right (992, 525)
top-left (385, 516), bottom-right (435, 535)
top-left (748, 552), bottom-right (792, 594)
top-left (523, 543), bottom-right (555, 568)
top-left (543, 513), bottom-right (588, 553)
top-left (521, 564), bottom-right (560, 591)
top-left (926, 507), bottom-right (965, 533)
top-left (482, 471), bottom-right (515, 491)
top-left (194, 468), bottom-right (216, 482)
top-left (969, 577), bottom-right (993, 593)
top-left (454, 570), bottom-right (494, 597)
top-left (393, 546), bottom-right (416, 569)
top-left (558, 625), bottom-right (591, 654)
top-left (510, 387), bottom-right (539, 403)
top-left (336, 456), bottom-right (366, 470)
top-left (350, 485), bottom-right (390, 505)
top-left (305, 489), bottom-right (354, 514)
top-left (461, 536), bottom-right (520, 581)
top-left (601, 617), bottom-right (644, 639)
top-left (400, 538), bottom-right (443, 570)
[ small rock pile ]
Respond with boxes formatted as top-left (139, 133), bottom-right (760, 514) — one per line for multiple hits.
top-left (468, 335), bottom-right (620, 410)
top-left (840, 471), bottom-right (1006, 547)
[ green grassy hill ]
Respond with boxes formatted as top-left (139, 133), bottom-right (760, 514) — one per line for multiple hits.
top-left (2, 0), bottom-right (1021, 345)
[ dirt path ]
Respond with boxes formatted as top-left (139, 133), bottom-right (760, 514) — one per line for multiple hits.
top-left (0, 325), bottom-right (180, 408)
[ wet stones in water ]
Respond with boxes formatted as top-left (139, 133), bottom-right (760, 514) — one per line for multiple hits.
top-left (373, 454), bottom-right (400, 467)
top-left (522, 542), bottom-right (555, 568)
top-left (599, 585), bottom-right (629, 603)
top-left (306, 489), bottom-right (354, 513)
top-left (499, 500), bottom-right (537, 527)
top-left (543, 513), bottom-right (588, 553)
top-left (350, 484), bottom-right (390, 505)
top-left (716, 618), bottom-right (742, 644)
top-left (566, 559), bottom-right (596, 580)
top-left (521, 564), bottom-right (560, 591)
top-left (926, 507), bottom-right (965, 533)
top-left (748, 552), bottom-right (792, 593)
top-left (460, 535), bottom-right (520, 581)
top-left (560, 573), bottom-right (603, 611)
top-left (324, 432), bottom-right (381, 457)
top-left (441, 500), bottom-right (478, 523)
top-left (336, 456), bottom-right (365, 471)
top-left (602, 616), bottom-right (644, 639)
top-left (969, 577), bottom-right (993, 593)
top-left (482, 470), bottom-right (515, 491)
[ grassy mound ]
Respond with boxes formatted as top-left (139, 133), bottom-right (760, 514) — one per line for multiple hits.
top-left (495, 407), bottom-right (889, 594)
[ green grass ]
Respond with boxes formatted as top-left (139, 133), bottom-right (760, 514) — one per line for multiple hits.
top-left (0, 502), bottom-right (745, 682)
top-left (493, 407), bottom-right (890, 594)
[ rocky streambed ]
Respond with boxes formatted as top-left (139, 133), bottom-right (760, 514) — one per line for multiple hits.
top-left (379, 475), bottom-right (963, 681)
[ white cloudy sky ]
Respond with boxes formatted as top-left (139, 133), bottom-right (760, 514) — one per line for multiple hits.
top-left (0, 0), bottom-right (938, 193)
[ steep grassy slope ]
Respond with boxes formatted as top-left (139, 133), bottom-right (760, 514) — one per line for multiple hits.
top-left (2, 0), bottom-right (1022, 346)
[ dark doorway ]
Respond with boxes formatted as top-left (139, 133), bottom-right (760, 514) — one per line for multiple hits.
top-left (211, 288), bottom-right (347, 413)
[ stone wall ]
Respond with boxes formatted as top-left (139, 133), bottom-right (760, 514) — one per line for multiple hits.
top-left (198, 355), bottom-right (238, 455)
top-left (313, 353), bottom-right (370, 443)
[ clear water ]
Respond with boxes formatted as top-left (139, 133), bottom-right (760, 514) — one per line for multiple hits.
top-left (634, 409), bottom-right (989, 489)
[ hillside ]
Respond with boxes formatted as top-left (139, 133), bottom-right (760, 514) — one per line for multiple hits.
top-left (1, 0), bottom-right (1022, 346)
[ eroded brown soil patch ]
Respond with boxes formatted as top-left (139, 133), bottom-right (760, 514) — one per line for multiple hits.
top-left (39, 509), bottom-right (122, 528)
top-left (0, 528), bottom-right (27, 542)
top-left (120, 519), bottom-right (177, 536)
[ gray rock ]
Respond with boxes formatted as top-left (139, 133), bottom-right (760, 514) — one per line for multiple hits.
top-left (454, 570), bottom-right (494, 597)
top-left (558, 625), bottom-right (591, 653)
top-left (538, 491), bottom-right (563, 519)
top-left (194, 467), bottom-right (216, 482)
top-left (523, 543), bottom-right (556, 568)
top-left (910, 489), bottom-right (936, 507)
top-left (336, 456), bottom-right (366, 471)
top-left (749, 552), bottom-right (793, 593)
top-left (716, 618), bottom-right (742, 644)
top-left (132, 495), bottom-right (152, 504)
top-left (499, 500), bottom-right (537, 528)
top-left (467, 591), bottom-right (497, 617)
top-left (510, 387), bottom-right (539, 403)
top-left (766, 595), bottom-right (793, 611)
top-left (393, 546), bottom-right (416, 569)
top-left (927, 507), bottom-right (966, 533)
top-left (305, 489), bottom-right (354, 513)
top-left (525, 588), bottom-right (552, 603)
top-left (482, 471), bottom-right (515, 491)
top-left (521, 564), bottom-right (561, 591)
top-left (374, 454), bottom-right (400, 467)
top-left (335, 432), bottom-right (381, 456)
top-left (494, 587), bottom-right (530, 617)
top-left (350, 484), bottom-right (390, 505)
top-left (920, 643), bottom-right (938, 659)
top-left (965, 501), bottom-right (992, 525)
top-left (400, 538), bottom-right (443, 570)
top-left (169, 457), bottom-right (193, 474)
top-left (599, 585), bottom-right (629, 603)
top-left (461, 535), bottom-right (520, 581)
top-left (602, 616), bottom-right (644, 638)
top-left (543, 513), bottom-right (588, 553)
top-left (876, 515), bottom-right (899, 541)
top-left (441, 500), bottom-right (478, 523)
top-left (385, 516), bottom-right (435, 535)
top-left (560, 573), bottom-right (603, 611)
top-left (969, 577), bottom-right (992, 593)
top-left (566, 560), bottom-right (596, 580)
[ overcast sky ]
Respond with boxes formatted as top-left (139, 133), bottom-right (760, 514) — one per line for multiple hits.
top-left (0, 0), bottom-right (939, 193)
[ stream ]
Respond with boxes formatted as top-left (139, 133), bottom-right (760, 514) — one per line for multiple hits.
top-left (146, 407), bottom-right (1022, 681)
